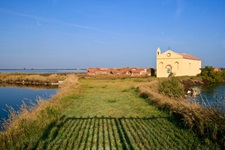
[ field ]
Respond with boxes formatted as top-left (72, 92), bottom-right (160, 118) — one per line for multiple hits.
top-left (0, 75), bottom-right (219, 149)
top-left (33, 77), bottom-right (211, 149)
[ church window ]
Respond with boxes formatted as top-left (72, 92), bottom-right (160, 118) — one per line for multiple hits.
top-left (175, 61), bottom-right (179, 70)
top-left (159, 62), bottom-right (163, 70)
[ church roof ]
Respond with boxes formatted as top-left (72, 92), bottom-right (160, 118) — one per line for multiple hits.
top-left (180, 53), bottom-right (200, 60)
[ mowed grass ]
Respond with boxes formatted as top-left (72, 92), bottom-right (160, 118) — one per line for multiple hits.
top-left (63, 78), bottom-right (160, 117)
top-left (34, 77), bottom-right (213, 149)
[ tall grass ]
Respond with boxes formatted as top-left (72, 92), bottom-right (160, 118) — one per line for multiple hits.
top-left (158, 77), bottom-right (185, 98)
top-left (137, 78), bottom-right (225, 148)
top-left (0, 74), bottom-right (79, 149)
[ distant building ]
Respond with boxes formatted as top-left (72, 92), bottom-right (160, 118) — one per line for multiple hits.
top-left (156, 47), bottom-right (201, 77)
top-left (87, 67), bottom-right (155, 76)
top-left (213, 68), bottom-right (221, 73)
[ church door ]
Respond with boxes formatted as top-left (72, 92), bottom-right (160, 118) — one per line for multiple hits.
top-left (166, 65), bottom-right (172, 76)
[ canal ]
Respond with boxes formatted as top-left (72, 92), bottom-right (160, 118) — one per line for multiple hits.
top-left (0, 84), bottom-right (58, 129)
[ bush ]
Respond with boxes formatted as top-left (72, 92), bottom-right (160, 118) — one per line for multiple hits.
top-left (158, 78), bottom-right (184, 98)
top-left (199, 66), bottom-right (222, 84)
top-left (138, 79), bottom-right (225, 148)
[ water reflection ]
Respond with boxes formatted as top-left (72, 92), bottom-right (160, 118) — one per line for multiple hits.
top-left (0, 83), bottom-right (58, 89)
top-left (187, 84), bottom-right (225, 113)
top-left (0, 84), bottom-right (58, 129)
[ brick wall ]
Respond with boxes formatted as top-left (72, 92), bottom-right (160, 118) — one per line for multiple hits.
top-left (87, 67), bottom-right (155, 76)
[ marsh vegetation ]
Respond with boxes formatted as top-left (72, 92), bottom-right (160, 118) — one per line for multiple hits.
top-left (0, 74), bottom-right (224, 149)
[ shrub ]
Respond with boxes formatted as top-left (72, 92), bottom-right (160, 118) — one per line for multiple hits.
top-left (158, 78), bottom-right (184, 98)
top-left (137, 79), bottom-right (225, 148)
top-left (199, 66), bottom-right (222, 84)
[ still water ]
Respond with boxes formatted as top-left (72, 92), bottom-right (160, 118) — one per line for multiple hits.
top-left (193, 84), bottom-right (225, 113)
top-left (0, 69), bottom-right (86, 73)
top-left (0, 85), bottom-right (58, 129)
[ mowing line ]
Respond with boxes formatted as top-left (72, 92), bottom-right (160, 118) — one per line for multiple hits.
top-left (89, 117), bottom-right (96, 149)
top-left (77, 117), bottom-right (90, 149)
top-left (96, 118), bottom-right (100, 150)
top-left (143, 119), bottom-right (172, 148)
top-left (106, 119), bottom-right (112, 150)
top-left (115, 118), bottom-right (134, 150)
top-left (50, 119), bottom-right (75, 149)
top-left (146, 119), bottom-right (174, 147)
top-left (63, 119), bottom-right (81, 150)
top-left (129, 118), bottom-right (151, 149)
top-left (82, 118), bottom-right (93, 150)
top-left (133, 118), bottom-right (157, 148)
top-left (136, 119), bottom-right (159, 148)
top-left (102, 118), bottom-right (106, 150)
top-left (122, 119), bottom-right (143, 149)
top-left (70, 118), bottom-right (85, 150)
top-left (48, 119), bottom-right (73, 149)
top-left (147, 118), bottom-right (186, 149)
top-left (72, 118), bottom-right (88, 149)
top-left (110, 118), bottom-right (120, 149)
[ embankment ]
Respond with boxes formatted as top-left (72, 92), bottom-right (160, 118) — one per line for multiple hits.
top-left (0, 74), bottom-right (79, 149)
top-left (0, 73), bottom-right (67, 86)
top-left (137, 78), bottom-right (225, 148)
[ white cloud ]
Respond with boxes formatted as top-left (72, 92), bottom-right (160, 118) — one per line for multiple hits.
top-left (0, 8), bottom-right (120, 35)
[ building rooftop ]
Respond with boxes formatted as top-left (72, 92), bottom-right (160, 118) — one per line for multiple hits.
top-left (180, 53), bottom-right (200, 60)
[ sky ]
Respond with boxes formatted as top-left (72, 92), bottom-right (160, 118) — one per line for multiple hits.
top-left (0, 0), bottom-right (225, 69)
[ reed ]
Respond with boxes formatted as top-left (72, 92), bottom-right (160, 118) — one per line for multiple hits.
top-left (0, 74), bottom-right (79, 149)
top-left (137, 78), bottom-right (225, 148)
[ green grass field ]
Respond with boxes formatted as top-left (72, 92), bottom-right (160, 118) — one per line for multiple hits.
top-left (31, 78), bottom-right (213, 149)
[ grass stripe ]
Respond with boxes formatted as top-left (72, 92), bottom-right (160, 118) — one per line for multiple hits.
top-left (122, 119), bottom-right (143, 149)
top-left (77, 117), bottom-right (90, 149)
top-left (47, 119), bottom-right (73, 149)
top-left (110, 118), bottom-right (120, 149)
top-left (134, 118), bottom-right (157, 148)
top-left (129, 119), bottom-right (151, 149)
top-left (89, 117), bottom-right (97, 149)
top-left (82, 118), bottom-right (93, 150)
top-left (106, 118), bottom-right (112, 150)
top-left (68, 118), bottom-right (85, 149)
top-left (72, 118), bottom-right (87, 149)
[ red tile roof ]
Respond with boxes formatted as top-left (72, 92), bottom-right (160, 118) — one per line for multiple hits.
top-left (180, 53), bottom-right (200, 60)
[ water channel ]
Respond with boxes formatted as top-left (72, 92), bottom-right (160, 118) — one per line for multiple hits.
top-left (0, 84), bottom-right (58, 129)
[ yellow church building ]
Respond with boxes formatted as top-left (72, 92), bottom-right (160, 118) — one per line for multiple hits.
top-left (156, 47), bottom-right (201, 77)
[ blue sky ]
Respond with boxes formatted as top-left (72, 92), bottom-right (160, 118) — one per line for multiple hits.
top-left (0, 0), bottom-right (225, 69)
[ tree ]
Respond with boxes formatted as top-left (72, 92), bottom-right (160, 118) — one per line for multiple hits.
top-left (200, 66), bottom-right (222, 84)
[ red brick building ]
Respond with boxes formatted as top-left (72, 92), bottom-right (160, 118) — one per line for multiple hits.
top-left (87, 67), bottom-right (155, 76)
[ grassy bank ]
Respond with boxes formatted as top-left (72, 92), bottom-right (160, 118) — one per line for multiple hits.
top-left (0, 75), bottom-right (221, 149)
top-left (0, 74), bottom-right (79, 149)
top-left (0, 73), bottom-right (67, 85)
top-left (137, 77), bottom-right (225, 148)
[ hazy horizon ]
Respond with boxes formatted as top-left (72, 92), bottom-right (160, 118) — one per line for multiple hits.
top-left (1, 0), bottom-right (225, 69)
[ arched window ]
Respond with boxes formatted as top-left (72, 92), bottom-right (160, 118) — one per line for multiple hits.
top-left (174, 61), bottom-right (179, 70)
top-left (159, 62), bottom-right (163, 70)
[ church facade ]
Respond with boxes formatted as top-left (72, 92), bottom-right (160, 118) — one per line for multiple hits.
top-left (156, 48), bottom-right (201, 77)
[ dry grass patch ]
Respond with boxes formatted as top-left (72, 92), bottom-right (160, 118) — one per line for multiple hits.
top-left (0, 73), bottom-right (67, 84)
